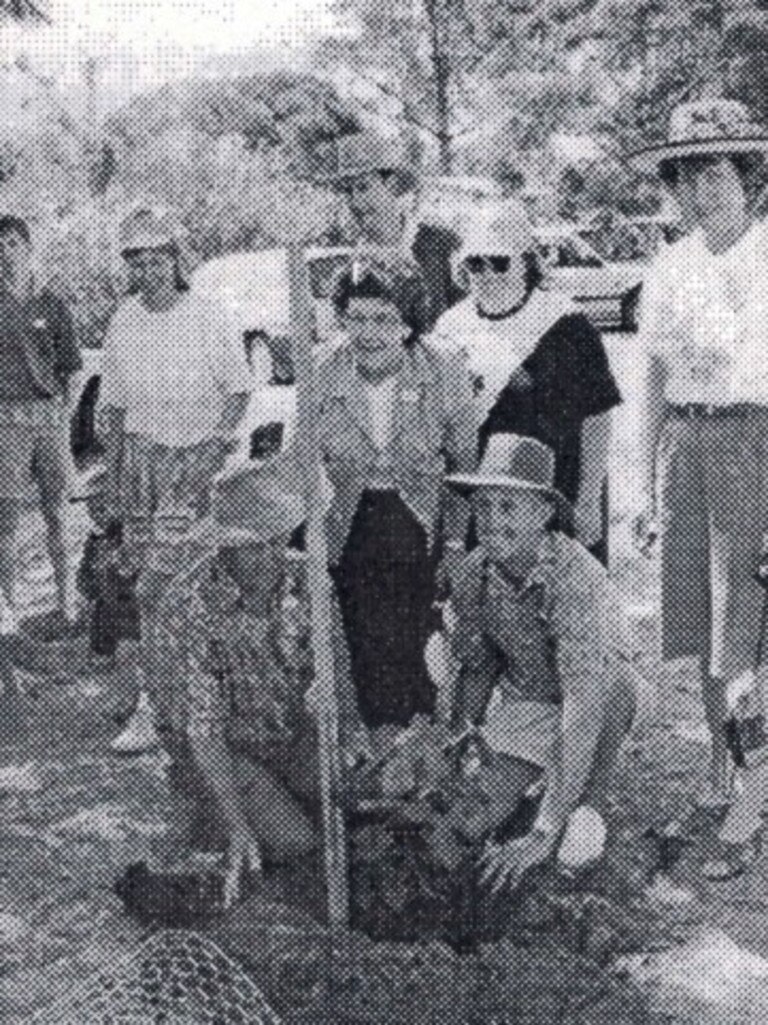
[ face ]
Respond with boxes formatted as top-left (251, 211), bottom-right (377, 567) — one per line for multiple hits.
top-left (673, 157), bottom-right (748, 235)
top-left (0, 229), bottom-right (31, 290)
top-left (123, 246), bottom-right (178, 300)
top-left (465, 252), bottom-right (527, 309)
top-left (343, 296), bottom-right (409, 374)
top-left (473, 487), bottom-right (553, 565)
top-left (346, 172), bottom-right (401, 237)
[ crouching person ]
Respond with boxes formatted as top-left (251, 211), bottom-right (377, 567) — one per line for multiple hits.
top-left (445, 434), bottom-right (640, 891)
top-left (145, 455), bottom-right (320, 909)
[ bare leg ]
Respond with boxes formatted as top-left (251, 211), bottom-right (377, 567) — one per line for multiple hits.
top-left (700, 658), bottom-right (731, 806)
top-left (39, 499), bottom-right (70, 618)
top-left (0, 499), bottom-right (19, 615)
top-left (583, 675), bottom-right (637, 812)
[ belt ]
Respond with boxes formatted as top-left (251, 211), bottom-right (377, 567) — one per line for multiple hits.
top-left (668, 402), bottom-right (763, 420)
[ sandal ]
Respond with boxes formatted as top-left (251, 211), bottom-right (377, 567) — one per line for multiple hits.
top-left (702, 836), bottom-right (761, 881)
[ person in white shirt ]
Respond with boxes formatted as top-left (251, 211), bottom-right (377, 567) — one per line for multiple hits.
top-left (99, 206), bottom-right (250, 754)
top-left (631, 99), bottom-right (768, 873)
top-left (431, 200), bottom-right (621, 560)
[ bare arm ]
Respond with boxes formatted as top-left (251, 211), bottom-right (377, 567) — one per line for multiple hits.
top-left (579, 410), bottom-right (611, 510)
top-left (189, 733), bottom-right (252, 835)
top-left (441, 351), bottom-right (478, 546)
top-left (533, 560), bottom-right (613, 835)
top-left (636, 354), bottom-right (668, 512)
top-left (215, 391), bottom-right (249, 437)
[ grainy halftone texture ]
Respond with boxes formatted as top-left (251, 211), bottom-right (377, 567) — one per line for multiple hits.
top-left (32, 931), bottom-right (281, 1025)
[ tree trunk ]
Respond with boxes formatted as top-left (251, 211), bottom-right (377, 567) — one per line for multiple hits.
top-left (423, 0), bottom-right (453, 173)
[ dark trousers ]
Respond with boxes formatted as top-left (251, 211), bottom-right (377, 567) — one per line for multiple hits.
top-left (332, 491), bottom-right (436, 729)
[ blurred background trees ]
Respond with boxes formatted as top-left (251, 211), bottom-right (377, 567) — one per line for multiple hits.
top-left (2, 0), bottom-right (768, 344)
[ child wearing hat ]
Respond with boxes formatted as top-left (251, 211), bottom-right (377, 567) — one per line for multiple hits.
top-left (444, 434), bottom-right (642, 890)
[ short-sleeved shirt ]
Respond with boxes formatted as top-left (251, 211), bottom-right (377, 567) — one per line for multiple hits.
top-left (100, 291), bottom-right (251, 448)
top-left (451, 533), bottom-right (632, 707)
top-left (154, 544), bottom-right (312, 758)
top-left (0, 289), bottom-right (81, 401)
top-left (640, 221), bottom-right (768, 406)
top-left (433, 290), bottom-right (621, 503)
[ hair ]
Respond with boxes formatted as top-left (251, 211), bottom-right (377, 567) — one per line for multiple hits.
top-left (331, 266), bottom-right (430, 342)
top-left (0, 215), bottom-right (30, 244)
top-left (658, 151), bottom-right (766, 203)
top-left (122, 245), bottom-right (190, 293)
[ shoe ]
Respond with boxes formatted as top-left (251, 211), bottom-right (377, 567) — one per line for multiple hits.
top-left (110, 691), bottom-right (159, 754)
top-left (702, 835), bottom-right (761, 881)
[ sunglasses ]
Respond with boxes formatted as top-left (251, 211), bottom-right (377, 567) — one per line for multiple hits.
top-left (464, 255), bottom-right (512, 275)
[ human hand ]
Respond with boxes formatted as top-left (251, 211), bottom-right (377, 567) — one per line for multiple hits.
top-left (343, 725), bottom-right (375, 769)
top-left (478, 828), bottom-right (557, 894)
top-left (633, 507), bottom-right (658, 558)
top-left (574, 497), bottom-right (602, 549)
top-left (435, 541), bottom-right (465, 601)
top-left (222, 827), bottom-right (262, 909)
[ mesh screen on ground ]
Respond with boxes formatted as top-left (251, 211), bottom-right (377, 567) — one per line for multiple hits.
top-left (33, 931), bottom-right (282, 1025)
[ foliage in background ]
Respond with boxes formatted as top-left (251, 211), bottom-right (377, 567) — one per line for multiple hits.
top-left (0, 69), bottom-right (359, 346)
top-left (4, 2), bottom-right (768, 343)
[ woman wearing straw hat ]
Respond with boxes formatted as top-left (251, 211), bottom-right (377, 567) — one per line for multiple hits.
top-left (430, 199), bottom-right (621, 560)
top-left (99, 206), bottom-right (251, 754)
top-left (631, 99), bottom-right (768, 873)
top-left (443, 434), bottom-right (641, 891)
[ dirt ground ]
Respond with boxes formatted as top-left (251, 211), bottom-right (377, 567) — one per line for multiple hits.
top-left (3, 338), bottom-right (768, 1023)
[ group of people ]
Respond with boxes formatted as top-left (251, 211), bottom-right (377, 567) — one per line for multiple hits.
top-left (3, 93), bottom-right (768, 916)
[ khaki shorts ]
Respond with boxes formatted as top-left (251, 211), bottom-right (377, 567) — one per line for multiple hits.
top-left (0, 398), bottom-right (68, 505)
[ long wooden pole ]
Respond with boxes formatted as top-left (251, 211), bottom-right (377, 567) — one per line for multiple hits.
top-left (287, 244), bottom-right (349, 928)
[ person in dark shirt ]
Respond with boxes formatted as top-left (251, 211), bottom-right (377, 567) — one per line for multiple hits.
top-left (431, 201), bottom-right (621, 562)
top-left (0, 215), bottom-right (82, 630)
top-left (319, 131), bottom-right (465, 330)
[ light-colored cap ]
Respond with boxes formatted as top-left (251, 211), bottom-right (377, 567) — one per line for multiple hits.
top-left (456, 199), bottom-right (534, 263)
top-left (318, 131), bottom-right (417, 189)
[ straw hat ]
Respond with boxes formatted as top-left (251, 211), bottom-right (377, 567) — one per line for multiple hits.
top-left (318, 131), bottom-right (417, 190)
top-left (447, 434), bottom-right (569, 515)
top-left (184, 452), bottom-right (304, 551)
top-left (455, 199), bottom-right (534, 264)
top-left (628, 98), bottom-right (768, 174)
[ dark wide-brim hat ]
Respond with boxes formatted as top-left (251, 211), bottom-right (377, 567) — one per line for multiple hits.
top-left (185, 451), bottom-right (305, 550)
top-left (316, 131), bottom-right (418, 191)
top-left (447, 434), bottom-right (570, 517)
top-left (628, 98), bottom-right (768, 174)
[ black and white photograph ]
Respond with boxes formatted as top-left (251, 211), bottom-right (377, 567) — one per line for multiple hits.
top-left (2, 2), bottom-right (768, 1022)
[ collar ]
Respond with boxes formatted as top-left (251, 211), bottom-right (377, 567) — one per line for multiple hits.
top-left (476, 291), bottom-right (531, 322)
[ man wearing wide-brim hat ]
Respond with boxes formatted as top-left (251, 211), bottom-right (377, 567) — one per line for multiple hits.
top-left (317, 130), bottom-right (465, 329)
top-left (630, 97), bottom-right (768, 879)
top-left (441, 433), bottom-right (643, 891)
top-left (115, 451), bottom-right (354, 915)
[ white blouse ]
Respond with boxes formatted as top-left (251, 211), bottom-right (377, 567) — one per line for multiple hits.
top-left (641, 220), bottom-right (768, 406)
